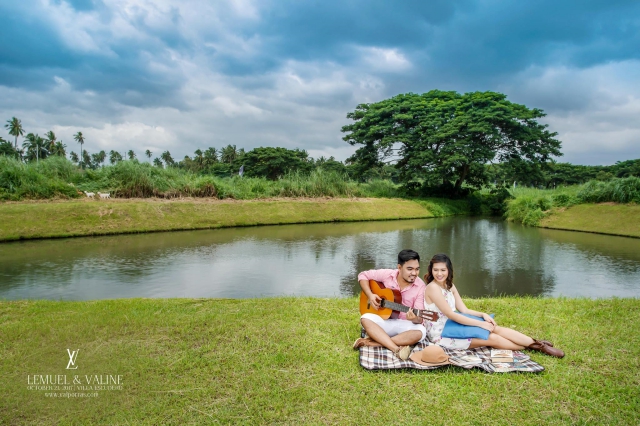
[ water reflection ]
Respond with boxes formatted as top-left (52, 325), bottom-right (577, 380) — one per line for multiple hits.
top-left (1, 218), bottom-right (639, 300)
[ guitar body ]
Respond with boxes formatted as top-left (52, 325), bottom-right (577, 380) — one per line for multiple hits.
top-left (359, 280), bottom-right (403, 319)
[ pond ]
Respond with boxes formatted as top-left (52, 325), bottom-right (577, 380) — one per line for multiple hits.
top-left (1, 217), bottom-right (639, 300)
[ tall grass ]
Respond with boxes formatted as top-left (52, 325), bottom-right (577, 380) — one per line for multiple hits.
top-left (0, 157), bottom-right (80, 200)
top-left (505, 177), bottom-right (640, 225)
top-left (577, 177), bottom-right (640, 204)
top-left (0, 157), bottom-right (400, 201)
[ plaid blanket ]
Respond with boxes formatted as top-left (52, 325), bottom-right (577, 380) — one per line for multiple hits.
top-left (358, 341), bottom-right (544, 373)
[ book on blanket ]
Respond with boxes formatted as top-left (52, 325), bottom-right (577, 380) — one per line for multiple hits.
top-left (449, 354), bottom-right (483, 367)
top-left (490, 349), bottom-right (514, 363)
top-left (491, 362), bottom-right (537, 373)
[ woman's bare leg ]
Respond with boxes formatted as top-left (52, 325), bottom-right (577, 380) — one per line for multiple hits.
top-left (492, 326), bottom-right (535, 347)
top-left (469, 333), bottom-right (524, 350)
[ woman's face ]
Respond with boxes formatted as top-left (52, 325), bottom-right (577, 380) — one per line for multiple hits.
top-left (431, 262), bottom-right (449, 284)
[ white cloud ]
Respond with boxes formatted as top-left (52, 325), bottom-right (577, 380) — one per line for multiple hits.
top-left (359, 46), bottom-right (412, 72)
top-left (500, 60), bottom-right (640, 164)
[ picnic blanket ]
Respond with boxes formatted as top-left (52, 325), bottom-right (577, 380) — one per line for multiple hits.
top-left (358, 341), bottom-right (544, 373)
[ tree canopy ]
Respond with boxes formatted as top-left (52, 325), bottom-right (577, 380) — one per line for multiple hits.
top-left (240, 147), bottom-right (313, 180)
top-left (342, 90), bottom-right (562, 193)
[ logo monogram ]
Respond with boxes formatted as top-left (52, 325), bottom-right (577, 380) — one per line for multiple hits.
top-left (66, 349), bottom-right (79, 370)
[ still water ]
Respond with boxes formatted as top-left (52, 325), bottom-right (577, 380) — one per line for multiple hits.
top-left (1, 217), bottom-right (639, 300)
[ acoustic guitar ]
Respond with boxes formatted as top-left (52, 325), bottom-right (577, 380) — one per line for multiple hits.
top-left (359, 280), bottom-right (439, 321)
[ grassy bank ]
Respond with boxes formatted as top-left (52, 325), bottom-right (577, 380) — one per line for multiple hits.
top-left (539, 203), bottom-right (640, 238)
top-left (504, 178), bottom-right (640, 238)
top-left (0, 197), bottom-right (469, 242)
top-left (1, 297), bottom-right (638, 424)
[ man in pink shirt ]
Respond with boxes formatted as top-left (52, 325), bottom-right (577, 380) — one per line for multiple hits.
top-left (354, 249), bottom-right (433, 360)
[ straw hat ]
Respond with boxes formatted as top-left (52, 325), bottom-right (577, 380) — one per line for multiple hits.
top-left (409, 345), bottom-right (450, 366)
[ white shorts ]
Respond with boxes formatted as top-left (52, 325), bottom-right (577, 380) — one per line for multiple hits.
top-left (360, 313), bottom-right (427, 341)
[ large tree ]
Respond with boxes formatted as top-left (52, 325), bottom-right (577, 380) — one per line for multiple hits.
top-left (5, 117), bottom-right (25, 149)
top-left (342, 90), bottom-right (562, 193)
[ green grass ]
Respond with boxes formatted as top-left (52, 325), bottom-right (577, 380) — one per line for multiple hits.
top-left (1, 297), bottom-right (638, 424)
top-left (540, 203), bottom-right (640, 238)
top-left (0, 197), bottom-right (468, 241)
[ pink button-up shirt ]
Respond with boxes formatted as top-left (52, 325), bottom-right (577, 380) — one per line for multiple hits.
top-left (357, 268), bottom-right (426, 320)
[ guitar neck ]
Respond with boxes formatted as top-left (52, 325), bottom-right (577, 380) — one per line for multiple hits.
top-left (381, 300), bottom-right (417, 315)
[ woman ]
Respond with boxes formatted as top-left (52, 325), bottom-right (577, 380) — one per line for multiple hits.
top-left (423, 253), bottom-right (564, 357)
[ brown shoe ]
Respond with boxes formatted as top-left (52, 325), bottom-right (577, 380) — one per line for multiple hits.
top-left (539, 339), bottom-right (554, 347)
top-left (528, 339), bottom-right (564, 358)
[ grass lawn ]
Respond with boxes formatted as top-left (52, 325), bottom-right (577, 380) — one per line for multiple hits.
top-left (0, 197), bottom-right (468, 242)
top-left (1, 297), bottom-right (639, 424)
top-left (540, 203), bottom-right (640, 238)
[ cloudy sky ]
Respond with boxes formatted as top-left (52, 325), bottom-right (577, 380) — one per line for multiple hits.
top-left (1, 0), bottom-right (639, 165)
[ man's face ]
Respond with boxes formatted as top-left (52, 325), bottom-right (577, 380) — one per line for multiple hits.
top-left (397, 259), bottom-right (420, 284)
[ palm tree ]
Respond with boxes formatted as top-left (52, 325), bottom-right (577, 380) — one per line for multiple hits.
top-left (82, 150), bottom-right (92, 169)
top-left (160, 150), bottom-right (174, 167)
top-left (153, 158), bottom-right (163, 168)
top-left (74, 132), bottom-right (85, 168)
top-left (109, 150), bottom-right (123, 164)
top-left (204, 147), bottom-right (218, 166)
top-left (95, 150), bottom-right (106, 167)
top-left (69, 151), bottom-right (79, 163)
top-left (45, 130), bottom-right (57, 153)
top-left (194, 149), bottom-right (204, 169)
top-left (127, 150), bottom-right (136, 160)
top-left (22, 133), bottom-right (48, 163)
top-left (220, 144), bottom-right (238, 164)
top-left (145, 149), bottom-right (152, 160)
top-left (52, 141), bottom-right (67, 157)
top-left (5, 117), bottom-right (25, 150)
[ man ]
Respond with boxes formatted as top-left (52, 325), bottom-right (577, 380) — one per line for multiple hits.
top-left (353, 249), bottom-right (437, 360)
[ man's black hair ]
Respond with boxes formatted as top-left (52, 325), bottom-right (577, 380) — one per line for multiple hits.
top-left (397, 249), bottom-right (420, 265)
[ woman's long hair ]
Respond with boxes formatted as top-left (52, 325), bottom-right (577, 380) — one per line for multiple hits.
top-left (425, 253), bottom-right (454, 290)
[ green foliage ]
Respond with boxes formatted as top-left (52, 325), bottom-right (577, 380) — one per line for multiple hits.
top-left (240, 147), bottom-right (314, 180)
top-left (0, 139), bottom-right (20, 159)
top-left (0, 156), bottom-right (80, 200)
top-left (577, 177), bottom-right (640, 204)
top-left (505, 177), bottom-right (640, 226)
top-left (488, 159), bottom-right (640, 189)
top-left (505, 195), bottom-right (552, 226)
top-left (551, 192), bottom-right (579, 207)
top-left (359, 179), bottom-right (400, 198)
top-left (342, 90), bottom-right (562, 194)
